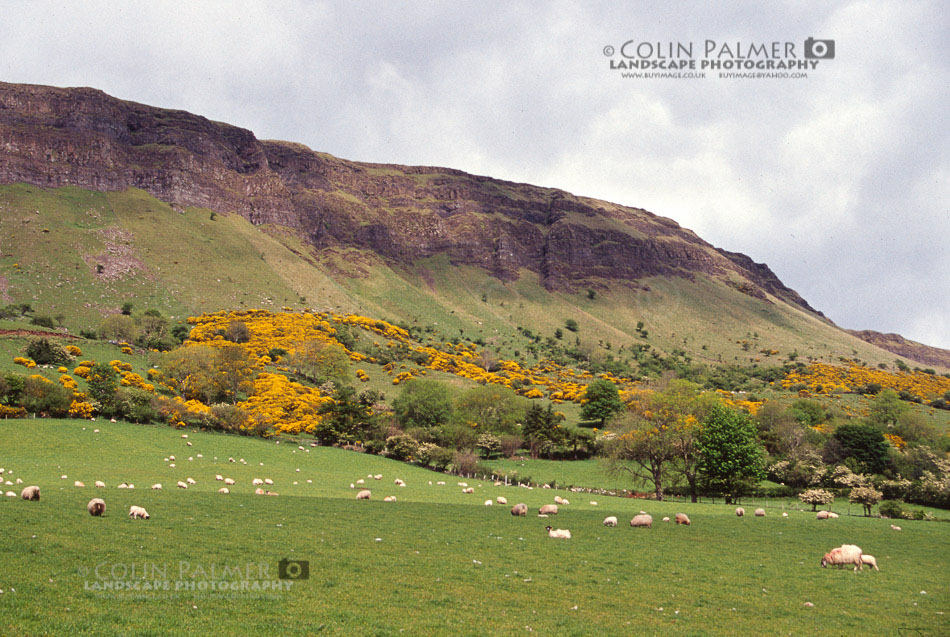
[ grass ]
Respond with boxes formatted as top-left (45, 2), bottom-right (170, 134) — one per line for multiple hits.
top-left (1, 418), bottom-right (947, 635)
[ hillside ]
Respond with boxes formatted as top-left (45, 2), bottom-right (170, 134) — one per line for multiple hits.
top-left (0, 81), bottom-right (945, 370)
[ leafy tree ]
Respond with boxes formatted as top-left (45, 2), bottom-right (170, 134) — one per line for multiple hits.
top-left (455, 385), bottom-right (526, 435)
top-left (25, 338), bottom-right (70, 365)
top-left (86, 362), bottom-right (118, 408)
top-left (161, 344), bottom-right (256, 404)
top-left (288, 340), bottom-right (350, 387)
top-left (849, 485), bottom-right (883, 516)
top-left (554, 328), bottom-right (563, 340)
top-left (580, 379), bottom-right (624, 426)
top-left (476, 433), bottom-right (502, 458)
top-left (29, 315), bottom-right (56, 329)
top-left (798, 488), bottom-right (834, 511)
top-left (99, 314), bottom-right (137, 342)
top-left (392, 379), bottom-right (455, 431)
top-left (565, 318), bottom-right (579, 332)
top-left (790, 399), bottom-right (825, 427)
top-left (121, 302), bottom-right (134, 316)
top-left (696, 404), bottom-right (765, 503)
top-left (226, 320), bottom-right (251, 344)
top-left (315, 385), bottom-right (379, 445)
top-left (522, 403), bottom-right (565, 458)
top-left (384, 433), bottom-right (419, 461)
top-left (20, 376), bottom-right (71, 415)
top-left (605, 417), bottom-right (677, 500)
top-left (832, 423), bottom-right (891, 474)
top-left (868, 389), bottom-right (908, 428)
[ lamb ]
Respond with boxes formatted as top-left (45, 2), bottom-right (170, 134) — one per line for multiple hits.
top-left (4, 491), bottom-right (15, 497)
top-left (821, 544), bottom-right (863, 571)
top-left (95, 481), bottom-right (106, 488)
top-left (817, 510), bottom-right (831, 520)
top-left (662, 517), bottom-right (670, 522)
top-left (554, 495), bottom-right (565, 505)
top-left (754, 508), bottom-right (766, 517)
top-left (630, 514), bottom-right (653, 528)
top-left (224, 478), bottom-right (235, 486)
top-left (496, 496), bottom-right (507, 505)
top-left (675, 513), bottom-right (691, 526)
top-left (20, 486), bottom-right (40, 501)
top-left (603, 516), bottom-right (618, 527)
top-left (74, 480), bottom-right (85, 487)
top-left (177, 481), bottom-right (188, 489)
top-left (218, 487), bottom-right (230, 494)
top-left (117, 483), bottom-right (129, 489)
top-left (539, 504), bottom-right (559, 515)
top-left (484, 499), bottom-right (493, 506)
top-left (511, 503), bottom-right (528, 516)
top-left (128, 505), bottom-right (150, 520)
top-left (736, 507), bottom-right (745, 517)
top-left (151, 483), bottom-right (162, 490)
top-left (374, 474), bottom-right (382, 480)
top-left (356, 489), bottom-right (372, 500)
top-left (545, 526), bottom-right (571, 539)
top-left (782, 512), bottom-right (788, 517)
top-left (186, 478), bottom-right (196, 485)
top-left (87, 498), bottom-right (106, 516)
top-left (356, 479), bottom-right (365, 485)
top-left (860, 555), bottom-right (879, 570)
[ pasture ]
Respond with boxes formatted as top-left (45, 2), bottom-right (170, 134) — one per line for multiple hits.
top-left (0, 418), bottom-right (947, 635)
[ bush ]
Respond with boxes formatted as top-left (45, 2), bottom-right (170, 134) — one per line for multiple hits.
top-left (499, 434), bottom-right (523, 458)
top-left (210, 403), bottom-right (250, 433)
top-left (25, 339), bottom-right (70, 365)
top-left (20, 375), bottom-right (71, 416)
top-left (452, 450), bottom-right (480, 476)
top-left (29, 315), bottom-right (56, 329)
top-left (878, 500), bottom-right (905, 519)
top-left (385, 433), bottom-right (419, 461)
top-left (476, 433), bottom-right (502, 458)
top-left (114, 388), bottom-right (159, 424)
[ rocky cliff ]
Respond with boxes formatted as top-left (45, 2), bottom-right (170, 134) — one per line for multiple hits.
top-left (0, 81), bottom-right (821, 315)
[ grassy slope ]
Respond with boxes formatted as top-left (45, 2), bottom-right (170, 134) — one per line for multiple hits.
top-left (0, 418), bottom-right (947, 635)
top-left (0, 184), bottom-right (936, 374)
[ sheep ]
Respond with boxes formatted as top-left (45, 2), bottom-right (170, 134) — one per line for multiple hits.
top-left (754, 508), bottom-right (766, 517)
top-left (186, 478), bottom-right (196, 485)
top-left (87, 498), bottom-right (106, 516)
top-left (511, 503), bottom-right (528, 516)
top-left (821, 544), bottom-right (863, 571)
top-left (356, 489), bottom-right (372, 500)
top-left (545, 526), bottom-right (571, 539)
top-left (61, 475), bottom-right (67, 480)
top-left (662, 517), bottom-right (671, 522)
top-left (229, 457), bottom-right (235, 463)
top-left (437, 481), bottom-right (446, 485)
top-left (169, 455), bottom-right (176, 461)
top-left (181, 434), bottom-right (188, 439)
top-left (590, 501), bottom-right (598, 506)
top-left (255, 488), bottom-right (266, 495)
top-left (384, 496), bottom-right (397, 502)
top-left (736, 507), bottom-right (745, 517)
top-left (117, 483), bottom-right (128, 489)
top-left (265, 491), bottom-right (279, 497)
top-left (20, 486), bottom-right (40, 501)
top-left (394, 479), bottom-right (405, 487)
top-left (483, 499), bottom-right (494, 506)
top-left (462, 487), bottom-right (475, 494)
top-left (356, 479), bottom-right (365, 485)
top-left (860, 555), bottom-right (879, 570)
top-left (675, 513), bottom-right (691, 526)
top-left (782, 512), bottom-right (788, 517)
top-left (74, 480), bottom-right (85, 487)
top-left (177, 481), bottom-right (188, 489)
top-left (215, 475), bottom-right (224, 482)
top-left (127, 484), bottom-right (134, 489)
top-left (252, 478), bottom-right (264, 486)
top-left (218, 488), bottom-right (230, 494)
top-left (496, 496), bottom-right (508, 505)
top-left (374, 474), bottom-right (382, 480)
top-left (95, 481), bottom-right (105, 488)
top-left (827, 512), bottom-right (839, 519)
top-left (817, 510), bottom-right (831, 520)
top-left (554, 495), bottom-right (565, 505)
top-left (458, 482), bottom-right (468, 487)
top-left (539, 504), bottom-right (559, 515)
top-left (603, 516), bottom-right (618, 527)
top-left (890, 524), bottom-right (901, 531)
top-left (264, 478), bottom-right (274, 485)
top-left (4, 491), bottom-right (15, 497)
top-left (224, 478), bottom-right (235, 486)
top-left (151, 483), bottom-right (162, 490)
top-left (630, 514), bottom-right (653, 528)
top-left (128, 506), bottom-right (150, 520)
top-left (350, 483), bottom-right (355, 489)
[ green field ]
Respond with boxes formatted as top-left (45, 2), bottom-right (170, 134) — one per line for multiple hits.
top-left (1, 418), bottom-right (947, 635)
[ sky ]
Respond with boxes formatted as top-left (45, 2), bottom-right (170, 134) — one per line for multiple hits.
top-left (2, 1), bottom-right (947, 348)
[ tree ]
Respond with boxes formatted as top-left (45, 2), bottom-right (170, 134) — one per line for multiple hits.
top-left (99, 314), bottom-right (137, 342)
top-left (522, 403), bottom-right (565, 458)
top-left (25, 339), bottom-right (70, 365)
top-left (565, 318), bottom-right (579, 332)
top-left (288, 340), bottom-right (350, 387)
top-left (833, 423), bottom-right (891, 474)
top-left (392, 379), bottom-right (455, 431)
top-left (849, 485), bottom-right (883, 516)
top-left (868, 389), bottom-right (908, 428)
top-left (226, 320), bottom-right (251, 344)
top-left (696, 404), bottom-right (765, 503)
top-left (476, 433), bottom-right (502, 458)
top-left (798, 488), bottom-right (834, 511)
top-left (455, 385), bottom-right (527, 435)
top-left (161, 344), bottom-right (256, 404)
top-left (790, 399), bottom-right (825, 426)
top-left (605, 415), bottom-right (677, 500)
top-left (316, 385), bottom-right (379, 446)
top-left (121, 302), bottom-right (134, 316)
top-left (580, 379), bottom-right (624, 426)
top-left (86, 362), bottom-right (118, 408)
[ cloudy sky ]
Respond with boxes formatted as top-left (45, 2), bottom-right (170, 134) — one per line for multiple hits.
top-left (2, 1), bottom-right (947, 348)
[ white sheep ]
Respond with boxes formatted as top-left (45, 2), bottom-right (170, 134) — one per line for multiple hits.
top-left (151, 483), bottom-right (162, 490)
top-left (545, 526), bottom-right (571, 539)
top-left (177, 481), bottom-right (188, 489)
top-left (590, 501), bottom-right (598, 506)
top-left (218, 487), bottom-right (230, 494)
top-left (496, 496), bottom-right (508, 505)
top-left (255, 488), bottom-right (266, 495)
top-left (827, 512), bottom-right (839, 519)
top-left (215, 475), bottom-right (224, 481)
top-left (754, 508), bottom-right (766, 517)
top-left (127, 484), bottom-right (134, 489)
top-left (186, 478), bottom-right (196, 485)
top-left (252, 478), bottom-right (264, 486)
top-left (817, 510), bottom-right (831, 520)
top-left (662, 516), bottom-right (671, 522)
top-left (264, 478), bottom-right (274, 485)
top-left (675, 513), bottom-right (691, 526)
top-left (74, 480), bottom-right (85, 487)
top-left (484, 499), bottom-right (493, 506)
top-left (169, 456), bottom-right (176, 461)
top-left (356, 489), bottom-right (372, 500)
top-left (4, 491), bottom-right (15, 497)
top-left (821, 544), bottom-right (863, 571)
top-left (20, 486), bottom-right (40, 501)
top-left (374, 474), bottom-right (382, 480)
top-left (95, 480), bottom-right (106, 488)
top-left (890, 524), bottom-right (901, 531)
top-left (630, 514), bottom-right (652, 528)
top-left (437, 481), bottom-right (446, 485)
top-left (539, 504), bottom-right (558, 515)
top-left (394, 479), bottom-right (405, 486)
top-left (860, 555), bottom-right (879, 570)
top-left (117, 483), bottom-right (129, 489)
top-left (224, 478), bottom-right (235, 486)
top-left (87, 498), bottom-right (106, 516)
top-left (511, 503), bottom-right (527, 516)
top-left (128, 505), bottom-right (150, 520)
top-left (384, 496), bottom-right (397, 502)
top-left (736, 507), bottom-right (745, 517)
top-left (554, 495), bottom-right (565, 505)
top-left (603, 516), bottom-right (618, 527)
top-left (356, 479), bottom-right (365, 485)
top-left (462, 487), bottom-right (475, 494)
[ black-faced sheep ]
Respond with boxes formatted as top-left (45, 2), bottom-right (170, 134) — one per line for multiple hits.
top-left (736, 507), bottom-right (745, 517)
top-left (511, 503), bottom-right (527, 516)
top-left (545, 526), bottom-right (571, 539)
top-left (630, 514), bottom-right (653, 528)
top-left (20, 486), bottom-right (40, 501)
top-left (87, 498), bottom-right (106, 516)
top-left (675, 513), bottom-right (691, 526)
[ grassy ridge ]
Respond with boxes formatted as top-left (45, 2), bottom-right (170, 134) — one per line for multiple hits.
top-left (0, 418), bottom-right (947, 634)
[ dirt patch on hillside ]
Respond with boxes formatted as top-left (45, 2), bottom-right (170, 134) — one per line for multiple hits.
top-left (0, 274), bottom-right (10, 303)
top-left (82, 227), bottom-right (146, 280)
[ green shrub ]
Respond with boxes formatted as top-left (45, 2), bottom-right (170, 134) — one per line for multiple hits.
top-left (25, 339), bottom-right (70, 365)
top-left (20, 376), bottom-right (71, 416)
top-left (29, 315), bottom-right (56, 329)
top-left (878, 500), bottom-right (905, 519)
top-left (384, 433), bottom-right (419, 461)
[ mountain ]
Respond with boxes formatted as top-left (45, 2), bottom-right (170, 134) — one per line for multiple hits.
top-left (0, 81), bottom-right (944, 370)
top-left (846, 330), bottom-right (950, 370)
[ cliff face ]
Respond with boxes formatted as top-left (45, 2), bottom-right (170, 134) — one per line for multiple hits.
top-left (846, 330), bottom-right (950, 370)
top-left (0, 81), bottom-right (819, 314)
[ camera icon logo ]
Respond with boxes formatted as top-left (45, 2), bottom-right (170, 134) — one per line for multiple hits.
top-left (804, 38), bottom-right (835, 59)
top-left (278, 559), bottom-right (310, 580)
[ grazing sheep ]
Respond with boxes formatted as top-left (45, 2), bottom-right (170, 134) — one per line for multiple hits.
top-left (252, 478), bottom-right (264, 486)
top-left (169, 464), bottom-right (176, 468)
top-left (827, 512), bottom-right (839, 519)
top-left (538, 514), bottom-right (548, 518)
top-left (821, 544), bottom-right (863, 571)
top-left (437, 481), bottom-right (446, 485)
top-left (817, 510), bottom-right (831, 520)
top-left (177, 481), bottom-right (188, 489)
top-left (374, 474), bottom-right (382, 480)
top-left (74, 481), bottom-right (85, 487)
top-left (539, 504), bottom-right (559, 515)
top-left (511, 503), bottom-right (528, 516)
top-left (264, 478), bottom-right (274, 485)
top-left (554, 495), bottom-right (565, 505)
top-left (736, 507), bottom-right (745, 517)
top-left (603, 516), bottom-right (618, 527)
top-left (20, 486), bottom-right (40, 501)
top-left (350, 483), bottom-right (355, 489)
top-left (356, 479), bottom-right (365, 485)
top-left (4, 491), bottom-right (15, 497)
top-left (169, 456), bottom-right (175, 461)
top-left (484, 499), bottom-right (493, 506)
top-left (662, 517), bottom-right (670, 522)
top-left (61, 475), bottom-right (67, 480)
top-left (87, 498), bottom-right (106, 516)
top-left (186, 478), bottom-right (196, 485)
top-left (462, 487), bottom-right (475, 494)
top-left (458, 482), bottom-right (468, 487)
top-left (356, 489), bottom-right (372, 500)
top-left (151, 483), bottom-right (162, 490)
top-left (394, 479), bottom-right (405, 486)
top-left (496, 496), bottom-right (508, 505)
top-left (252, 487), bottom-right (264, 495)
top-left (860, 555), bottom-right (879, 570)
top-left (384, 496), bottom-right (397, 502)
top-left (675, 513), bottom-right (691, 526)
top-left (218, 488), bottom-right (229, 494)
top-left (117, 483), bottom-right (129, 489)
top-left (181, 434), bottom-right (188, 438)
top-left (224, 478), bottom-right (235, 486)
top-left (630, 514), bottom-right (653, 528)
top-left (229, 457), bottom-right (235, 463)
top-left (754, 508), bottom-right (766, 517)
top-left (95, 481), bottom-right (105, 488)
top-left (215, 475), bottom-right (224, 481)
top-left (128, 506), bottom-right (150, 520)
top-left (127, 484), bottom-right (134, 489)
top-left (890, 524), bottom-right (901, 531)
top-left (545, 526), bottom-right (571, 539)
